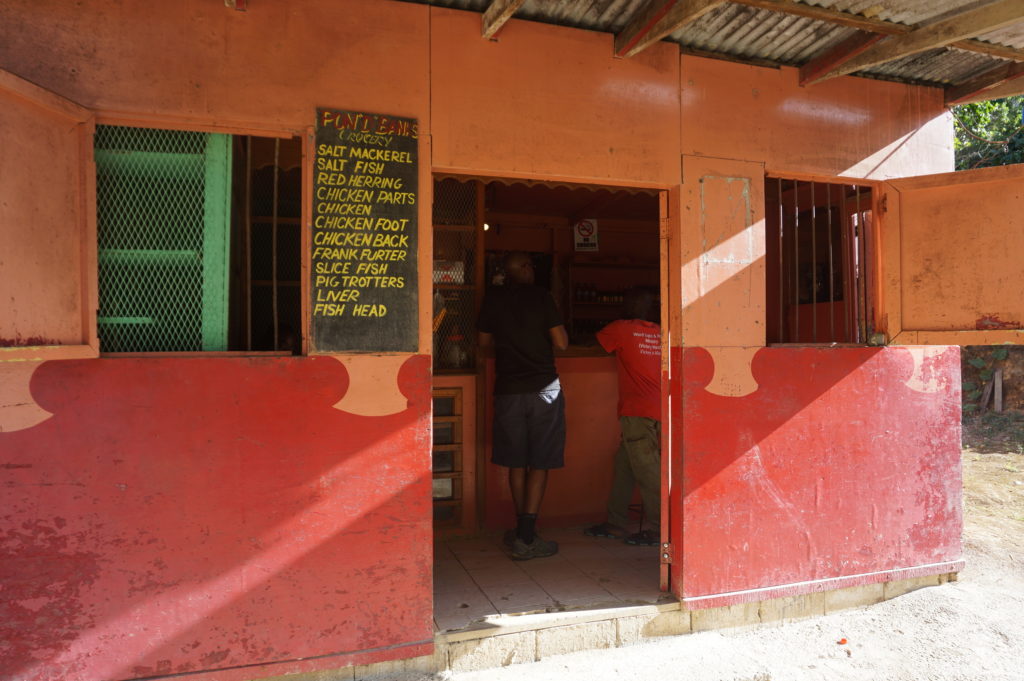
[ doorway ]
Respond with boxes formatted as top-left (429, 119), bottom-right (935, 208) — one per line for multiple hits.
top-left (429, 176), bottom-right (672, 632)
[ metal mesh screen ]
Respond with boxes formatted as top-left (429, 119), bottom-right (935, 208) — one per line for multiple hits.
top-left (432, 178), bottom-right (477, 226)
top-left (432, 179), bottom-right (479, 372)
top-left (95, 125), bottom-right (231, 352)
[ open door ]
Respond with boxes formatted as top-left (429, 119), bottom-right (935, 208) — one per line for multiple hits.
top-left (880, 164), bottom-right (1024, 346)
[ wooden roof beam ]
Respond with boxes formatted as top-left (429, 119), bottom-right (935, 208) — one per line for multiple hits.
top-left (482, 0), bottom-right (526, 40)
top-left (799, 31), bottom-right (885, 87)
top-left (614, 0), bottom-right (726, 58)
top-left (806, 0), bottom-right (1024, 85)
top-left (946, 61), bottom-right (1024, 105)
top-left (732, 0), bottom-right (903, 35)
top-left (733, 0), bottom-right (1024, 65)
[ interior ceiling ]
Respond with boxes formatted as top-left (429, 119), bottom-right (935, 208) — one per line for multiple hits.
top-left (401, 0), bottom-right (1024, 105)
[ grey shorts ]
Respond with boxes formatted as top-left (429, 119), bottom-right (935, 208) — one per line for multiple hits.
top-left (492, 379), bottom-right (566, 470)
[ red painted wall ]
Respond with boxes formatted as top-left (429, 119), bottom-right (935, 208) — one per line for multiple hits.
top-left (0, 356), bottom-right (432, 681)
top-left (673, 346), bottom-right (963, 606)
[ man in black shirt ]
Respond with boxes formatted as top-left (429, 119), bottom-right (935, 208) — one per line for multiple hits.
top-left (479, 252), bottom-right (568, 560)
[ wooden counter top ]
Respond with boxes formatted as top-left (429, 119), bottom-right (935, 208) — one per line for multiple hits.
top-left (556, 344), bottom-right (610, 358)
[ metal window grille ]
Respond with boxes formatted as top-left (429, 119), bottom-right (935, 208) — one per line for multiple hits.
top-left (766, 177), bottom-right (873, 344)
top-left (95, 125), bottom-right (231, 352)
top-left (432, 178), bottom-right (480, 373)
top-left (243, 138), bottom-right (302, 352)
top-left (432, 178), bottom-right (477, 226)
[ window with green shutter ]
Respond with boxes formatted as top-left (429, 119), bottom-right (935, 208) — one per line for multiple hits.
top-left (95, 125), bottom-right (232, 352)
top-left (95, 126), bottom-right (302, 354)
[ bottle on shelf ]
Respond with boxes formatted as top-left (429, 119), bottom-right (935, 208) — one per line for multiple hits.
top-left (443, 334), bottom-right (470, 369)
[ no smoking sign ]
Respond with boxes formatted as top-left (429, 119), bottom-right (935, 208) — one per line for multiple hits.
top-left (573, 219), bottom-right (599, 252)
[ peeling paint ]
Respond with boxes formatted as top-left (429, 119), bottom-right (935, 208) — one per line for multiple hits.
top-left (0, 520), bottom-right (102, 679)
top-left (0, 337), bottom-right (59, 348)
top-left (975, 314), bottom-right (1021, 331)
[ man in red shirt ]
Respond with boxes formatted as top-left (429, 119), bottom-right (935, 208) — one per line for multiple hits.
top-left (586, 288), bottom-right (661, 546)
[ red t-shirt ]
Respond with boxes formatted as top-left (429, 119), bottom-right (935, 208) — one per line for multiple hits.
top-left (596, 319), bottom-right (661, 420)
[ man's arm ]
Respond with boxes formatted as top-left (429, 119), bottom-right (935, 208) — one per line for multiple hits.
top-left (478, 332), bottom-right (494, 357)
top-left (595, 320), bottom-right (621, 354)
top-left (549, 325), bottom-right (568, 351)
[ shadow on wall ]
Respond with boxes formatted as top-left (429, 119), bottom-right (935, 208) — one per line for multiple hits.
top-left (0, 355), bottom-right (433, 681)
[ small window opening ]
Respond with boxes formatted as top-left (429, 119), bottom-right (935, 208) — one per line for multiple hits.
top-left (94, 125), bottom-right (302, 353)
top-left (765, 177), bottom-right (874, 344)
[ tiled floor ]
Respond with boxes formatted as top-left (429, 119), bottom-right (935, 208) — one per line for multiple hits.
top-left (434, 526), bottom-right (670, 633)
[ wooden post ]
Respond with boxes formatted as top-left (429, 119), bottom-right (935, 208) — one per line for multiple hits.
top-left (980, 376), bottom-right (995, 411)
top-left (994, 368), bottom-right (1004, 412)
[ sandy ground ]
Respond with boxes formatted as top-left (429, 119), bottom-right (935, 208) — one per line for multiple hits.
top-left (427, 418), bottom-right (1024, 681)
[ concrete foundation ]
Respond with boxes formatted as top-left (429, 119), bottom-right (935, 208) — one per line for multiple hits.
top-left (285, 572), bottom-right (959, 679)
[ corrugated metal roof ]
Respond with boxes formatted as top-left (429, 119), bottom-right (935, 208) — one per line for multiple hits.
top-left (403, 1), bottom-right (1024, 92)
top-left (673, 6), bottom-right (848, 66)
top-left (864, 47), bottom-right (1005, 86)
top-left (976, 22), bottom-right (1024, 49)
top-left (799, 0), bottom-right (977, 26)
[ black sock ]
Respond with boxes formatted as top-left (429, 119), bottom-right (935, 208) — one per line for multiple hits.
top-left (517, 513), bottom-right (537, 544)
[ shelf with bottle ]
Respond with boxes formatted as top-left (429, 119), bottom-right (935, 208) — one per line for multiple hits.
top-left (570, 259), bottom-right (657, 270)
top-left (569, 317), bottom-right (612, 346)
top-left (572, 283), bottom-right (627, 305)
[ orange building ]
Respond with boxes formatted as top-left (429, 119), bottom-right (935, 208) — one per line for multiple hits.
top-left (2, 1), bottom-right (1023, 680)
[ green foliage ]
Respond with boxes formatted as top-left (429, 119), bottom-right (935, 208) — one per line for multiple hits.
top-left (968, 356), bottom-right (989, 369)
top-left (992, 347), bottom-right (1009, 361)
top-left (980, 369), bottom-right (994, 381)
top-left (953, 96), bottom-right (1024, 170)
top-left (962, 381), bottom-right (977, 391)
top-left (967, 389), bottom-right (983, 401)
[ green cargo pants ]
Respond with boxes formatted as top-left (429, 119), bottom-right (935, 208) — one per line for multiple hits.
top-left (605, 416), bottom-right (661, 533)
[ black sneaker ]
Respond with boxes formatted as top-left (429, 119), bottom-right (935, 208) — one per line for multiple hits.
top-left (511, 536), bottom-right (558, 560)
top-left (502, 529), bottom-right (516, 548)
top-left (624, 530), bottom-right (659, 546)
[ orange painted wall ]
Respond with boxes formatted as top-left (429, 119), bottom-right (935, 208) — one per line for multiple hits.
top-left (429, 8), bottom-right (681, 187)
top-left (0, 0), bottom-right (436, 355)
top-left (680, 57), bottom-right (952, 180)
top-left (0, 1), bottom-right (429, 133)
top-left (0, 1), bottom-right (959, 361)
top-left (676, 58), bottom-right (951, 352)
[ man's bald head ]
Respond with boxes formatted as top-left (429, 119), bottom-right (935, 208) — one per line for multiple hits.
top-left (503, 252), bottom-right (535, 285)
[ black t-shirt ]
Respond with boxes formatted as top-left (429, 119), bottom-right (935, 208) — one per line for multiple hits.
top-left (478, 283), bottom-right (563, 394)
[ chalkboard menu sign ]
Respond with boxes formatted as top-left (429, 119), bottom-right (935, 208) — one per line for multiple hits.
top-left (311, 108), bottom-right (419, 352)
